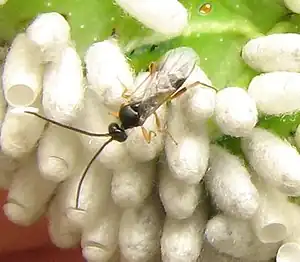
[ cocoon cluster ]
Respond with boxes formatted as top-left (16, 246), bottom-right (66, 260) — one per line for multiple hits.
top-left (3, 5), bottom-right (300, 262)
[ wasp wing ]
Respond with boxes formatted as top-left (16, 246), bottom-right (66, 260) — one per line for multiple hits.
top-left (142, 47), bottom-right (200, 100)
top-left (137, 90), bottom-right (173, 126)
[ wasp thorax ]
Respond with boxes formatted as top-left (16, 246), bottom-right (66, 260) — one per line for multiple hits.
top-left (108, 122), bottom-right (128, 142)
top-left (119, 102), bottom-right (141, 130)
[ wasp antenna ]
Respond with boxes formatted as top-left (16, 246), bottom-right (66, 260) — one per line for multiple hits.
top-left (21, 110), bottom-right (112, 137)
top-left (75, 137), bottom-right (113, 208)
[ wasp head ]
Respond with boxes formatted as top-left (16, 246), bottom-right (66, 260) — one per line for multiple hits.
top-left (108, 123), bottom-right (128, 142)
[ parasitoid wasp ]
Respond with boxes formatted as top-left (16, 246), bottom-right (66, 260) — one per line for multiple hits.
top-left (21, 46), bottom-right (217, 208)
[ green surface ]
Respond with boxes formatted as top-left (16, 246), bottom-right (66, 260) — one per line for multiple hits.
top-left (1, 0), bottom-right (300, 141)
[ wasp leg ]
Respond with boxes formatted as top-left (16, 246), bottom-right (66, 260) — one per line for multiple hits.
top-left (154, 112), bottom-right (178, 145)
top-left (187, 81), bottom-right (217, 91)
top-left (116, 76), bottom-right (131, 100)
top-left (170, 87), bottom-right (188, 100)
top-left (169, 80), bottom-right (216, 102)
top-left (154, 112), bottom-right (161, 130)
top-left (121, 85), bottom-right (131, 100)
top-left (149, 62), bottom-right (158, 75)
top-left (109, 111), bottom-right (120, 118)
top-left (141, 126), bottom-right (157, 144)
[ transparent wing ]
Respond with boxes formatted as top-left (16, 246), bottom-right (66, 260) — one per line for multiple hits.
top-left (137, 90), bottom-right (173, 126)
top-left (137, 47), bottom-right (200, 103)
top-left (128, 47), bottom-right (200, 126)
top-left (157, 47), bottom-right (199, 77)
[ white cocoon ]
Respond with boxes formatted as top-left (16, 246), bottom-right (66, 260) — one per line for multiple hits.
top-left (84, 39), bottom-right (134, 110)
top-left (4, 154), bottom-right (57, 226)
top-left (215, 87), bottom-right (258, 137)
top-left (206, 145), bottom-right (259, 220)
top-left (284, 0), bottom-right (300, 13)
top-left (165, 101), bottom-right (209, 184)
top-left (205, 214), bottom-right (280, 260)
top-left (199, 242), bottom-right (253, 262)
top-left (115, 0), bottom-right (188, 36)
top-left (159, 159), bottom-right (203, 219)
top-left (251, 179), bottom-right (290, 243)
top-left (161, 202), bottom-right (208, 262)
top-left (82, 197), bottom-right (121, 262)
top-left (242, 34), bottom-right (300, 72)
top-left (119, 196), bottom-right (163, 262)
top-left (180, 65), bottom-right (216, 123)
top-left (248, 72), bottom-right (300, 115)
top-left (38, 124), bottom-right (81, 182)
top-left (74, 88), bottom-right (127, 170)
top-left (26, 12), bottom-right (71, 62)
top-left (241, 127), bottom-right (300, 196)
top-left (42, 46), bottom-right (84, 123)
top-left (0, 151), bottom-right (20, 189)
top-left (277, 243), bottom-right (300, 262)
top-left (64, 159), bottom-right (111, 228)
top-left (111, 159), bottom-right (155, 208)
top-left (275, 202), bottom-right (300, 262)
top-left (1, 101), bottom-right (46, 158)
top-left (2, 33), bottom-right (43, 107)
top-left (48, 197), bottom-right (81, 248)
